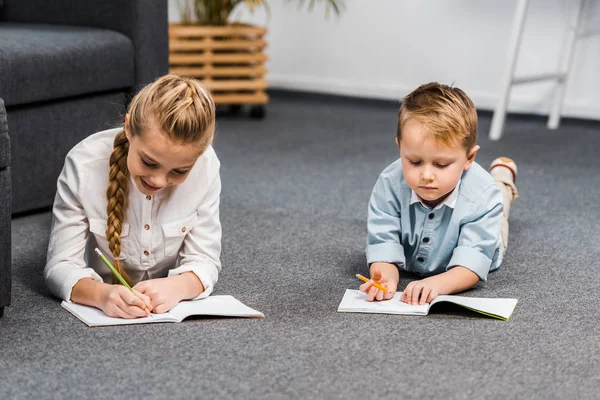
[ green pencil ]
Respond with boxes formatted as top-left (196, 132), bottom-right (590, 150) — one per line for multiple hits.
top-left (94, 247), bottom-right (150, 314)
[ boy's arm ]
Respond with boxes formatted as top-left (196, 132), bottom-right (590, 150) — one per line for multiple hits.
top-left (402, 266), bottom-right (479, 305)
top-left (361, 262), bottom-right (399, 302)
top-left (446, 185), bottom-right (504, 282)
top-left (369, 262), bottom-right (399, 284)
top-left (425, 267), bottom-right (479, 294)
top-left (402, 185), bottom-right (504, 305)
top-left (362, 166), bottom-right (405, 301)
top-left (366, 169), bottom-right (406, 269)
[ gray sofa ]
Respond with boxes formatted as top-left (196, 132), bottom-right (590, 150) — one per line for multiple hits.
top-left (0, 0), bottom-right (169, 317)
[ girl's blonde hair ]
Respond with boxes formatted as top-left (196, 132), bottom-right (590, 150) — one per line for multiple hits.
top-left (397, 82), bottom-right (478, 151)
top-left (105, 74), bottom-right (216, 284)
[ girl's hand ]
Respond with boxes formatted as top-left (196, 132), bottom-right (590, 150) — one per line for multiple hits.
top-left (133, 277), bottom-right (187, 314)
top-left (401, 278), bottom-right (440, 305)
top-left (359, 267), bottom-right (397, 302)
top-left (98, 285), bottom-right (152, 319)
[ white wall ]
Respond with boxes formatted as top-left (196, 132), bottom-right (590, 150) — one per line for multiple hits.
top-left (168, 0), bottom-right (600, 120)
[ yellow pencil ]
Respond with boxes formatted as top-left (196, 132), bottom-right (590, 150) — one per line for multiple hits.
top-left (355, 274), bottom-right (389, 293)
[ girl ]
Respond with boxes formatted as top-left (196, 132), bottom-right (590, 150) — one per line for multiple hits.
top-left (45, 74), bottom-right (221, 319)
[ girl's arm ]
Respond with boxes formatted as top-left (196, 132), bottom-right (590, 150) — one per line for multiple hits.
top-left (132, 272), bottom-right (205, 314)
top-left (171, 271), bottom-right (205, 299)
top-left (167, 168), bottom-right (222, 299)
top-left (46, 149), bottom-right (151, 318)
top-left (72, 278), bottom-right (151, 318)
top-left (71, 278), bottom-right (105, 305)
top-left (44, 153), bottom-right (103, 301)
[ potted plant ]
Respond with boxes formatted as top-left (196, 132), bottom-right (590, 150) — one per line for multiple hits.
top-left (170, 0), bottom-right (344, 118)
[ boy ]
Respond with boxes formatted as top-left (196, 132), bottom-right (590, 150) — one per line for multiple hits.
top-left (360, 82), bottom-right (518, 305)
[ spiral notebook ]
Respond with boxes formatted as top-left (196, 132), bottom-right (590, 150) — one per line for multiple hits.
top-left (62, 295), bottom-right (265, 327)
top-left (337, 289), bottom-right (518, 321)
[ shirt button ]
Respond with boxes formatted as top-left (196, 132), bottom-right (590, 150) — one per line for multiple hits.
top-left (146, 195), bottom-right (152, 201)
top-left (181, 227), bottom-right (187, 233)
top-left (417, 256), bottom-right (425, 262)
top-left (428, 213), bottom-right (435, 220)
top-left (143, 250), bottom-right (149, 256)
top-left (144, 224), bottom-right (150, 230)
top-left (422, 237), bottom-right (430, 243)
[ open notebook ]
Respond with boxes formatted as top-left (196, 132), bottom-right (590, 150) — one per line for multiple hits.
top-left (62, 295), bottom-right (265, 327)
top-left (337, 289), bottom-right (518, 321)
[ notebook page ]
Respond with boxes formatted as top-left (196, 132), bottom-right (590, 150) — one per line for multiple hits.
top-left (432, 295), bottom-right (518, 320)
top-left (337, 289), bottom-right (429, 315)
top-left (61, 302), bottom-right (174, 327)
top-left (167, 295), bottom-right (265, 321)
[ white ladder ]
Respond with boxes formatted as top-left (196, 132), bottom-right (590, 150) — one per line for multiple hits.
top-left (489, 0), bottom-right (594, 140)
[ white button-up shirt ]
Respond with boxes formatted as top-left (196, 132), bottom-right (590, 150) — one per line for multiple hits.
top-left (45, 128), bottom-right (222, 301)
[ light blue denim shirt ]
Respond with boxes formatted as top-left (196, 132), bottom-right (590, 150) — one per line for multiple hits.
top-left (366, 159), bottom-right (504, 281)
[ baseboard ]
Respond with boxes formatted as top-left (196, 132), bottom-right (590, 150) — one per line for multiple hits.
top-left (267, 73), bottom-right (600, 121)
top-left (267, 73), bottom-right (407, 102)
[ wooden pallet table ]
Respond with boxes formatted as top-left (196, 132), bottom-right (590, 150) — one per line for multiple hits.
top-left (169, 23), bottom-right (269, 118)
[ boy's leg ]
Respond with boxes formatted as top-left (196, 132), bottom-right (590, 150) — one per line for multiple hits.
top-left (489, 157), bottom-right (519, 252)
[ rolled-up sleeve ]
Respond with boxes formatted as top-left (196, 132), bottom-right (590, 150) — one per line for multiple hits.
top-left (447, 185), bottom-right (503, 281)
top-left (168, 170), bottom-right (222, 299)
top-left (366, 173), bottom-right (405, 266)
top-left (44, 155), bottom-right (102, 301)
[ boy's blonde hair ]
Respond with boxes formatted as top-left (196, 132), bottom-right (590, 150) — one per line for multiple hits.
top-left (105, 74), bottom-right (216, 284)
top-left (397, 82), bottom-right (477, 151)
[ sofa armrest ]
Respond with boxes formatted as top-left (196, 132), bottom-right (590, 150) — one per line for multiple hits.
top-left (0, 98), bottom-right (9, 169)
top-left (1, 0), bottom-right (168, 87)
top-left (0, 97), bottom-right (11, 313)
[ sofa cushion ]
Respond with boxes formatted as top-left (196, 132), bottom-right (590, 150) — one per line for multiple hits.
top-left (0, 23), bottom-right (134, 107)
top-left (0, 98), bottom-right (8, 169)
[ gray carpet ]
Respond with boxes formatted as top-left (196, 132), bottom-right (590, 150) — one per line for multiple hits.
top-left (2, 91), bottom-right (600, 399)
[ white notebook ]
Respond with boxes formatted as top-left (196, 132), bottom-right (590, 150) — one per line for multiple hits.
top-left (337, 289), bottom-right (518, 321)
top-left (62, 295), bottom-right (265, 327)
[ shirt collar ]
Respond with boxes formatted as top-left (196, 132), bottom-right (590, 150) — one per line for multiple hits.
top-left (410, 179), bottom-right (461, 210)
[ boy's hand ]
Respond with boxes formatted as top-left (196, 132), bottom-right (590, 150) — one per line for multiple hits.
top-left (133, 276), bottom-right (187, 314)
top-left (401, 277), bottom-right (440, 305)
top-left (359, 267), bottom-right (397, 302)
top-left (99, 285), bottom-right (152, 319)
